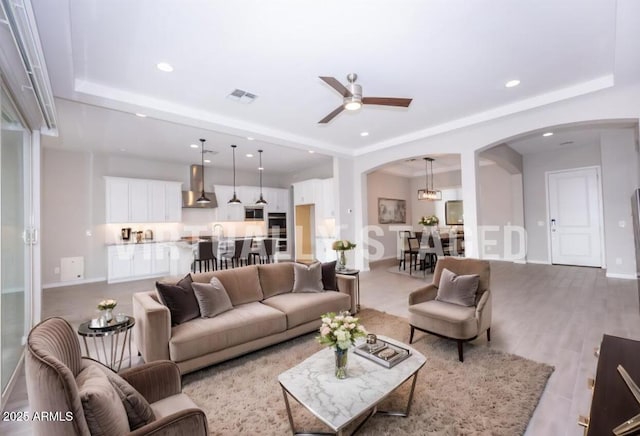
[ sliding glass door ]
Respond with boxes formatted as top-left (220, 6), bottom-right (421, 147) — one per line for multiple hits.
top-left (0, 86), bottom-right (33, 395)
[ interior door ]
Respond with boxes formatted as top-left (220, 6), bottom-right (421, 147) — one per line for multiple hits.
top-left (548, 167), bottom-right (602, 267)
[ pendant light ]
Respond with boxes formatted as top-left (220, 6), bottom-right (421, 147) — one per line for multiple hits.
top-left (417, 157), bottom-right (442, 201)
top-left (228, 144), bottom-right (242, 204)
top-left (196, 138), bottom-right (211, 204)
top-left (255, 149), bottom-right (267, 205)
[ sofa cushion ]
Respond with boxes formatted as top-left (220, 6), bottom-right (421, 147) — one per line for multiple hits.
top-left (322, 261), bottom-right (337, 291)
top-left (436, 268), bottom-right (479, 307)
top-left (76, 364), bottom-right (130, 436)
top-left (196, 266), bottom-right (264, 306)
top-left (258, 263), bottom-right (294, 298)
top-left (83, 360), bottom-right (155, 430)
top-left (192, 278), bottom-right (233, 318)
top-left (262, 292), bottom-right (351, 329)
top-left (169, 302), bottom-right (286, 362)
top-left (292, 262), bottom-right (323, 293)
top-left (408, 300), bottom-right (478, 339)
top-left (156, 274), bottom-right (200, 325)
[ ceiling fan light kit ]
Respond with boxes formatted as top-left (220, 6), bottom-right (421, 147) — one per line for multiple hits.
top-left (196, 138), bottom-right (211, 204)
top-left (418, 157), bottom-right (442, 201)
top-left (318, 73), bottom-right (412, 123)
top-left (228, 144), bottom-right (242, 204)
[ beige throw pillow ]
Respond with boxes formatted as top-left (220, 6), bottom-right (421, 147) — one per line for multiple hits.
top-left (292, 262), bottom-right (324, 293)
top-left (76, 364), bottom-right (130, 436)
top-left (84, 360), bottom-right (155, 430)
top-left (192, 278), bottom-right (234, 317)
top-left (436, 268), bottom-right (480, 307)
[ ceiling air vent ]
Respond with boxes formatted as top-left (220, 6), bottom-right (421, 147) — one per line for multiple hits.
top-left (227, 89), bottom-right (257, 104)
top-left (559, 141), bottom-right (574, 146)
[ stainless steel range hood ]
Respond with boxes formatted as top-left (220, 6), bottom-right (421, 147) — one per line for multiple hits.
top-left (182, 165), bottom-right (218, 208)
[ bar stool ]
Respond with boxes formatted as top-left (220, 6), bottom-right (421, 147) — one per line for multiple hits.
top-left (192, 241), bottom-right (217, 272)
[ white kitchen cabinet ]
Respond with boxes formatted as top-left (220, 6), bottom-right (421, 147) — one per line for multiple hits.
top-left (238, 185), bottom-right (261, 204)
top-left (105, 177), bottom-right (182, 223)
top-left (132, 244), bottom-right (152, 276)
top-left (263, 187), bottom-right (289, 213)
top-left (107, 242), bottom-right (171, 283)
top-left (152, 243), bottom-right (171, 274)
top-left (106, 178), bottom-right (130, 223)
top-left (293, 179), bottom-right (322, 205)
top-left (322, 178), bottom-right (335, 218)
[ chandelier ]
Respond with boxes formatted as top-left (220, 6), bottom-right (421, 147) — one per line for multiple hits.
top-left (417, 157), bottom-right (442, 201)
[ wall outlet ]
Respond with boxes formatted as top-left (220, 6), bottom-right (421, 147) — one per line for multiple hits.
top-left (615, 258), bottom-right (623, 265)
top-left (54, 267), bottom-right (60, 274)
top-left (618, 220), bottom-right (626, 228)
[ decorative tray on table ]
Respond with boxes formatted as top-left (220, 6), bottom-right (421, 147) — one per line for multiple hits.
top-left (88, 317), bottom-right (128, 330)
top-left (354, 338), bottom-right (411, 368)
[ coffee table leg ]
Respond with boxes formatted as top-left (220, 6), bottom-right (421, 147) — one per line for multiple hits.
top-left (281, 385), bottom-right (338, 436)
top-left (376, 371), bottom-right (420, 417)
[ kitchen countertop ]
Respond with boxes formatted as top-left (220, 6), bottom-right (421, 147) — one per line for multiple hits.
top-left (106, 236), bottom-right (275, 246)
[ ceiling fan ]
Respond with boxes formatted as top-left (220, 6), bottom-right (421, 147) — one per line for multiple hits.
top-left (318, 73), bottom-right (412, 124)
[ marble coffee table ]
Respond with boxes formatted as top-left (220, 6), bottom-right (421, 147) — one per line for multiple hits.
top-left (278, 336), bottom-right (426, 435)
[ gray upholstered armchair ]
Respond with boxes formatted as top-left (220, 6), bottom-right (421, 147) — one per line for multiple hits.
top-left (25, 317), bottom-right (209, 436)
top-left (408, 257), bottom-right (491, 362)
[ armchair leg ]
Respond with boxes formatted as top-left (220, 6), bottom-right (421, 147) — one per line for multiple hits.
top-left (487, 328), bottom-right (491, 342)
top-left (409, 325), bottom-right (415, 344)
top-left (457, 340), bottom-right (464, 362)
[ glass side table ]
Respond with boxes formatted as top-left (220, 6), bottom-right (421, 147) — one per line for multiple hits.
top-left (77, 316), bottom-right (135, 372)
top-left (337, 268), bottom-right (360, 312)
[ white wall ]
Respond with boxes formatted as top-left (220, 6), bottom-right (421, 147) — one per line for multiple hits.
top-left (366, 171), bottom-right (412, 261)
top-left (600, 129), bottom-right (638, 277)
top-left (522, 143), bottom-right (602, 263)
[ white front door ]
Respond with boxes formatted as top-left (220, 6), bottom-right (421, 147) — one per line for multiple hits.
top-left (547, 167), bottom-right (602, 267)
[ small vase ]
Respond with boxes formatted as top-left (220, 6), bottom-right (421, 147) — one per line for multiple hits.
top-left (102, 308), bottom-right (113, 323)
top-left (334, 347), bottom-right (348, 379)
top-left (337, 250), bottom-right (347, 271)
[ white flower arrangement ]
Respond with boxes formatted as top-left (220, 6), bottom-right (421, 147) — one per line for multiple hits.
top-left (419, 215), bottom-right (439, 226)
top-left (317, 311), bottom-right (367, 350)
top-left (331, 239), bottom-right (356, 251)
top-left (97, 299), bottom-right (117, 311)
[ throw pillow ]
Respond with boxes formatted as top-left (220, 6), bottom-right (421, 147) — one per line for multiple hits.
top-left (155, 273), bottom-right (200, 325)
top-left (321, 261), bottom-right (338, 291)
top-left (292, 262), bottom-right (324, 293)
top-left (192, 278), bottom-right (234, 318)
top-left (436, 268), bottom-right (480, 307)
top-left (76, 364), bottom-right (130, 436)
top-left (84, 360), bottom-right (155, 430)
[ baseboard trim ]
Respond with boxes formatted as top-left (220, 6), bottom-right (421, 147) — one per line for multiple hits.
top-left (605, 272), bottom-right (636, 280)
top-left (43, 277), bottom-right (106, 289)
top-left (525, 259), bottom-right (551, 265)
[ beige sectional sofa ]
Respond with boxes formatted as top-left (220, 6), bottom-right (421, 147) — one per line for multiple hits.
top-left (132, 262), bottom-right (355, 374)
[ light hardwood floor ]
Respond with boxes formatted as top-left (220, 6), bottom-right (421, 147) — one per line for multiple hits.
top-left (2, 260), bottom-right (639, 435)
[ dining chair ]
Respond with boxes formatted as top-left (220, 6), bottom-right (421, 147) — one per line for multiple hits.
top-left (221, 238), bottom-right (254, 268)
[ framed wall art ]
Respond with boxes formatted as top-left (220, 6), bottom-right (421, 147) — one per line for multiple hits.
top-left (378, 198), bottom-right (406, 224)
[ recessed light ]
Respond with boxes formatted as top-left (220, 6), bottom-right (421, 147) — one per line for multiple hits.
top-left (258, 166), bottom-right (264, 171)
top-left (247, 137), bottom-right (254, 141)
top-left (135, 113), bottom-right (147, 118)
top-left (246, 153), bottom-right (254, 158)
top-left (543, 132), bottom-right (554, 137)
top-left (308, 150), bottom-right (315, 154)
top-left (204, 159), bottom-right (211, 163)
top-left (190, 144), bottom-right (199, 149)
top-left (119, 148), bottom-right (126, 152)
top-left (360, 131), bottom-right (369, 137)
top-left (505, 79), bottom-right (520, 88)
top-left (156, 62), bottom-right (174, 72)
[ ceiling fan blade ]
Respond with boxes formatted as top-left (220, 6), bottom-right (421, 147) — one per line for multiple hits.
top-left (362, 97), bottom-right (412, 107)
top-left (318, 106), bottom-right (345, 124)
top-left (319, 76), bottom-right (352, 97)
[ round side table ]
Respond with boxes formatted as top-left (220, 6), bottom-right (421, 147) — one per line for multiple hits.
top-left (77, 316), bottom-right (135, 372)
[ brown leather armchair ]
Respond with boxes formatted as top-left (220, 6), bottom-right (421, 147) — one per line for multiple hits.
top-left (408, 257), bottom-right (491, 362)
top-left (25, 317), bottom-right (209, 436)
